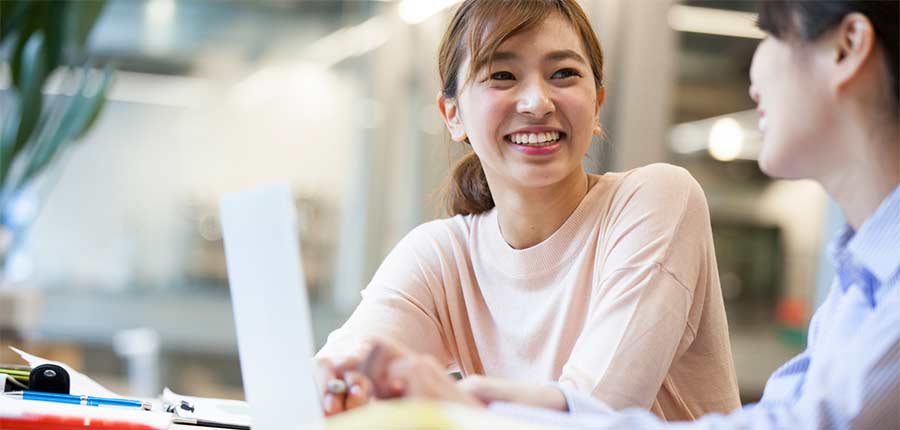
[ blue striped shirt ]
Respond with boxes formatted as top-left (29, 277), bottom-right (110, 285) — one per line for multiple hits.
top-left (492, 184), bottom-right (900, 429)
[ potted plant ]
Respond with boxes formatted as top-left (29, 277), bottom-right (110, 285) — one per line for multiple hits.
top-left (0, 0), bottom-right (114, 285)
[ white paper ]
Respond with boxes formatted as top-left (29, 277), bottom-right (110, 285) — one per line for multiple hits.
top-left (162, 387), bottom-right (251, 426)
top-left (9, 346), bottom-right (121, 398)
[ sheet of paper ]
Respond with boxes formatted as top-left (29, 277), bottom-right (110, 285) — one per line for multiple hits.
top-left (162, 387), bottom-right (252, 427)
top-left (9, 346), bottom-right (121, 398)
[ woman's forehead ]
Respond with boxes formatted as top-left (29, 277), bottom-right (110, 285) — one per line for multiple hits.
top-left (492, 12), bottom-right (585, 56)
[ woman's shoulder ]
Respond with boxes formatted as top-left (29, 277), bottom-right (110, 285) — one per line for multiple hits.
top-left (372, 216), bottom-right (476, 285)
top-left (594, 163), bottom-right (710, 235)
top-left (406, 214), bottom-right (475, 239)
top-left (618, 162), bottom-right (698, 190)
top-left (397, 214), bottom-right (478, 256)
top-left (607, 163), bottom-right (706, 209)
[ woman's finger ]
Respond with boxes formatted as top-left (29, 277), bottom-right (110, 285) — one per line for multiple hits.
top-left (315, 358), bottom-right (348, 415)
top-left (322, 392), bottom-right (346, 416)
top-left (386, 355), bottom-right (483, 407)
top-left (359, 343), bottom-right (404, 398)
top-left (342, 371), bottom-right (374, 410)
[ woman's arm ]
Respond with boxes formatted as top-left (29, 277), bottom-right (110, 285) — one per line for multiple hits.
top-left (559, 164), bottom-right (718, 410)
top-left (315, 222), bottom-right (456, 413)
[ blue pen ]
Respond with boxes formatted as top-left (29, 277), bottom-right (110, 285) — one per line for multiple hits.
top-left (4, 390), bottom-right (151, 410)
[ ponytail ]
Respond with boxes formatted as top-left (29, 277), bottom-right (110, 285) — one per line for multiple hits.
top-left (445, 151), bottom-right (494, 216)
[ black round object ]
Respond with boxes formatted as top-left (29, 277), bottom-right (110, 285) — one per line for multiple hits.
top-left (28, 364), bottom-right (70, 394)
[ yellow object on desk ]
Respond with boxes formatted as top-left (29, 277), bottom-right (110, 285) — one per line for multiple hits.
top-left (170, 400), bottom-right (556, 430)
top-left (327, 400), bottom-right (452, 430)
top-left (326, 399), bottom-right (550, 430)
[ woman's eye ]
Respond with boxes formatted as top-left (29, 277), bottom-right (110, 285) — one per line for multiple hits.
top-left (490, 71), bottom-right (515, 81)
top-left (551, 68), bottom-right (581, 79)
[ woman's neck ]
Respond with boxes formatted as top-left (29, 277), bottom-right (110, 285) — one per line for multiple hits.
top-left (489, 169), bottom-right (593, 250)
top-left (820, 113), bottom-right (899, 231)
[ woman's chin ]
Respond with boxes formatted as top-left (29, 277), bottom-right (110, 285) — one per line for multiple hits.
top-left (506, 164), bottom-right (578, 188)
top-left (757, 151), bottom-right (806, 180)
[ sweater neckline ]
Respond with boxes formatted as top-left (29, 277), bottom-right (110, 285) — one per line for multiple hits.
top-left (478, 174), bottom-right (610, 279)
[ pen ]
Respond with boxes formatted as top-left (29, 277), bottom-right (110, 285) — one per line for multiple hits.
top-left (4, 390), bottom-right (152, 410)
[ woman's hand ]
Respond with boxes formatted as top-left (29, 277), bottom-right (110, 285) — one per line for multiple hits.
top-left (457, 375), bottom-right (568, 411)
top-left (314, 353), bottom-right (374, 416)
top-left (357, 339), bottom-right (483, 408)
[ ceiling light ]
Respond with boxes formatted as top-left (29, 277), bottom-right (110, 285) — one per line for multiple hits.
top-left (708, 117), bottom-right (744, 161)
top-left (398, 0), bottom-right (461, 25)
top-left (668, 4), bottom-right (765, 39)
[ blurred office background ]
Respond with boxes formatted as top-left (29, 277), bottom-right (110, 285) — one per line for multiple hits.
top-left (0, 0), bottom-right (838, 404)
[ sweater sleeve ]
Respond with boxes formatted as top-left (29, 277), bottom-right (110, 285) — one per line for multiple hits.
top-left (316, 222), bottom-right (454, 366)
top-left (558, 163), bottom-right (716, 411)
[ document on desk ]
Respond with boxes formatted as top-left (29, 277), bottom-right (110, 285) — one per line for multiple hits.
top-left (162, 388), bottom-right (251, 429)
top-left (9, 346), bottom-right (121, 398)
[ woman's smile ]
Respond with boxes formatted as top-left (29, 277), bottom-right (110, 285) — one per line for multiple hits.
top-left (504, 127), bottom-right (567, 156)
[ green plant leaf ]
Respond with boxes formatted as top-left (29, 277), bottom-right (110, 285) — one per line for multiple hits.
top-left (71, 64), bottom-right (114, 140)
top-left (20, 65), bottom-right (113, 186)
top-left (2, 0), bottom-right (112, 195)
top-left (0, 31), bottom-right (49, 186)
top-left (0, 1), bottom-right (31, 44)
top-left (45, 1), bottom-right (68, 72)
top-left (67, 0), bottom-right (106, 56)
top-left (0, 103), bottom-right (22, 189)
top-left (8, 1), bottom-right (46, 89)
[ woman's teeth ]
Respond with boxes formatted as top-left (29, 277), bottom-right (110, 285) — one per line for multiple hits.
top-left (507, 131), bottom-right (561, 147)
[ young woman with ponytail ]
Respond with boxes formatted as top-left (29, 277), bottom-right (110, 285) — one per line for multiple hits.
top-left (313, 0), bottom-right (740, 420)
top-left (321, 1), bottom-right (900, 429)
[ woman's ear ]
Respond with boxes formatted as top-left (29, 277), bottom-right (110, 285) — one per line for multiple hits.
top-left (437, 92), bottom-right (467, 142)
top-left (592, 87), bottom-right (605, 136)
top-left (830, 13), bottom-right (876, 94)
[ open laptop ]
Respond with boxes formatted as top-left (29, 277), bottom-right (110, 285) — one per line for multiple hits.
top-left (219, 183), bottom-right (325, 430)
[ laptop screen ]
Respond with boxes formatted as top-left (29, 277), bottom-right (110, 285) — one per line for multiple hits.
top-left (220, 183), bottom-right (324, 430)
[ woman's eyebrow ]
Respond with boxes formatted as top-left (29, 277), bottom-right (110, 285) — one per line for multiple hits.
top-left (487, 49), bottom-right (586, 64)
top-left (545, 49), bottom-right (586, 64)
top-left (489, 51), bottom-right (519, 62)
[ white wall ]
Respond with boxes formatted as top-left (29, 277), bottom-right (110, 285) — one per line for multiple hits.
top-left (23, 68), bottom-right (355, 290)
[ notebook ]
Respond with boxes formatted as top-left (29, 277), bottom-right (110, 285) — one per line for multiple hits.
top-left (219, 183), bottom-right (324, 430)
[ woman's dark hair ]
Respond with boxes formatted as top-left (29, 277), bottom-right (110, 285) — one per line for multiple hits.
top-left (758, 0), bottom-right (899, 111)
top-left (438, 0), bottom-right (604, 216)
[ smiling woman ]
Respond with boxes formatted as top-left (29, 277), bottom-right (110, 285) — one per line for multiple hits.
top-left (313, 0), bottom-right (740, 422)
top-left (439, 0), bottom-right (604, 216)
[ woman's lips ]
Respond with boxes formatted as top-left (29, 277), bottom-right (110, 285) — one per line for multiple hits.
top-left (505, 135), bottom-right (564, 156)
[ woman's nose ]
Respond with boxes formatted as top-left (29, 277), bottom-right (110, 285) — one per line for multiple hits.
top-left (517, 81), bottom-right (555, 118)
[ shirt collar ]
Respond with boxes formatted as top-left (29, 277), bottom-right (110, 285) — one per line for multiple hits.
top-left (832, 185), bottom-right (900, 289)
